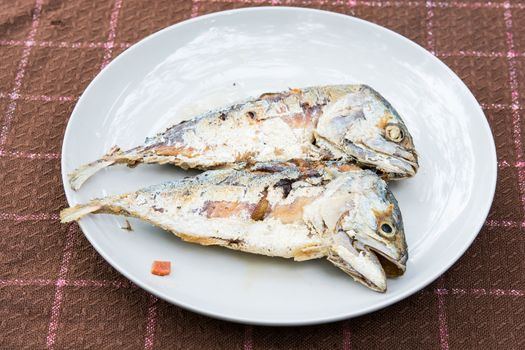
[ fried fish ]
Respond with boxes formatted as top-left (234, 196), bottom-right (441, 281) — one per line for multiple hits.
top-left (62, 162), bottom-right (407, 292)
top-left (69, 85), bottom-right (418, 190)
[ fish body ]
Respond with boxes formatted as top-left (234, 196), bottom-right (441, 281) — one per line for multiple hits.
top-left (62, 162), bottom-right (408, 292)
top-left (69, 85), bottom-right (418, 190)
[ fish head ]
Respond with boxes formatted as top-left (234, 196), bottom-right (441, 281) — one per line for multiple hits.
top-left (312, 171), bottom-right (407, 292)
top-left (316, 85), bottom-right (418, 179)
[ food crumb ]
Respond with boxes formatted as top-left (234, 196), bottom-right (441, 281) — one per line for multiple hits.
top-left (151, 261), bottom-right (171, 276)
top-left (120, 219), bottom-right (133, 231)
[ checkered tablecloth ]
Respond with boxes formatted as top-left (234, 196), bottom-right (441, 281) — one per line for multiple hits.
top-left (1, 0), bottom-right (523, 349)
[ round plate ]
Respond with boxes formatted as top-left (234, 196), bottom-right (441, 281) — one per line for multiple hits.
top-left (62, 7), bottom-right (497, 325)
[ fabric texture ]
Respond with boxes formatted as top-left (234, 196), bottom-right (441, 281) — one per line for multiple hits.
top-left (0, 0), bottom-right (524, 349)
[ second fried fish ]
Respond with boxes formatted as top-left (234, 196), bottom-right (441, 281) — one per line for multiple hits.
top-left (69, 85), bottom-right (418, 190)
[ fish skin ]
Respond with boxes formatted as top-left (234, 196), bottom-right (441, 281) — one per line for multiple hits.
top-left (61, 161), bottom-right (408, 292)
top-left (68, 85), bottom-right (418, 190)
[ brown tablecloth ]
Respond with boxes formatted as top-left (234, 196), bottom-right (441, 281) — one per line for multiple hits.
top-left (1, 0), bottom-right (523, 349)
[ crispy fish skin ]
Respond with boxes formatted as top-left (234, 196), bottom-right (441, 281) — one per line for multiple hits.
top-left (61, 162), bottom-right (408, 292)
top-left (69, 85), bottom-right (418, 190)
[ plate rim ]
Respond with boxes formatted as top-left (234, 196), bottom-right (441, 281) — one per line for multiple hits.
top-left (61, 6), bottom-right (498, 325)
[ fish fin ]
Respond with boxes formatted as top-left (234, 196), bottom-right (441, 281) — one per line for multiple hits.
top-left (68, 159), bottom-right (115, 190)
top-left (60, 204), bottom-right (103, 223)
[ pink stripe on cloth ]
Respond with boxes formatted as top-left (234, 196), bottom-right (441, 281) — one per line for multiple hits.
top-left (0, 149), bottom-right (60, 159)
top-left (342, 320), bottom-right (352, 350)
top-left (449, 288), bottom-right (525, 296)
top-left (0, 279), bottom-right (54, 286)
top-left (503, 2), bottom-right (525, 221)
top-left (357, 0), bottom-right (421, 7)
top-left (40, 41), bottom-right (104, 49)
top-left (46, 225), bottom-right (77, 349)
top-left (504, 4), bottom-right (521, 135)
top-left (191, 0), bottom-right (200, 17)
top-left (208, 0), bottom-right (278, 4)
top-left (498, 160), bottom-right (525, 168)
top-left (244, 325), bottom-right (253, 350)
top-left (0, 91), bottom-right (76, 102)
top-left (0, 0), bottom-right (44, 146)
top-left (496, 160), bottom-right (525, 169)
top-left (0, 39), bottom-right (28, 46)
top-left (14, 94), bottom-right (76, 102)
top-left (484, 219), bottom-right (524, 229)
top-left (101, 0), bottom-right (124, 69)
top-left (68, 279), bottom-right (134, 288)
top-left (425, 1), bottom-right (435, 54)
top-left (0, 212), bottom-right (59, 221)
top-left (433, 1), bottom-right (500, 9)
top-left (437, 296), bottom-right (449, 350)
top-left (437, 50), bottom-right (508, 58)
top-left (435, 288), bottom-right (525, 296)
top-left (0, 39), bottom-right (97, 48)
top-left (0, 39), bottom-right (132, 49)
top-left (0, 279), bottom-right (136, 288)
top-left (144, 295), bottom-right (159, 350)
top-left (436, 277), bottom-right (449, 350)
top-left (481, 103), bottom-right (515, 109)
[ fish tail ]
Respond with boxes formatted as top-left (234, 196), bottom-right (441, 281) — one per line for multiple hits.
top-left (68, 159), bottom-right (116, 190)
top-left (60, 203), bottom-right (103, 223)
top-left (68, 147), bottom-right (142, 190)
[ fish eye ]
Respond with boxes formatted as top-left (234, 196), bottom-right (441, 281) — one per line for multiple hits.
top-left (385, 124), bottom-right (404, 143)
top-left (379, 222), bottom-right (396, 238)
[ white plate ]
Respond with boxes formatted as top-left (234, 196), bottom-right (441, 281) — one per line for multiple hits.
top-left (62, 7), bottom-right (497, 325)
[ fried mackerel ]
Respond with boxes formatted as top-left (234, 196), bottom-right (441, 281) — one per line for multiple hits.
top-left (69, 85), bottom-right (418, 190)
top-left (61, 162), bottom-right (407, 292)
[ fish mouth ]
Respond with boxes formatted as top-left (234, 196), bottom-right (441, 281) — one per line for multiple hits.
top-left (366, 147), bottom-right (418, 178)
top-left (387, 150), bottom-right (419, 178)
top-left (314, 134), bottom-right (418, 178)
top-left (369, 246), bottom-right (407, 277)
top-left (327, 226), bottom-right (408, 292)
top-left (327, 243), bottom-right (407, 292)
top-left (372, 153), bottom-right (418, 179)
top-left (342, 140), bottom-right (419, 178)
top-left (327, 244), bottom-right (388, 292)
